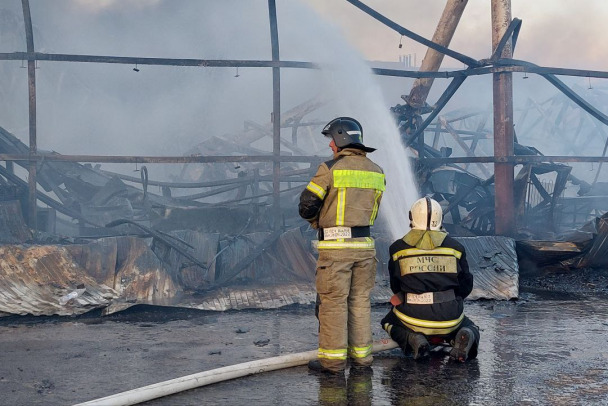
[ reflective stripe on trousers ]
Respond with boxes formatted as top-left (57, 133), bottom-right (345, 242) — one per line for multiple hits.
top-left (318, 348), bottom-right (348, 360)
top-left (348, 344), bottom-right (372, 359)
top-left (392, 307), bottom-right (464, 336)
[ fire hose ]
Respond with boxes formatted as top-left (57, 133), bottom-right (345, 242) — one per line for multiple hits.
top-left (73, 338), bottom-right (398, 406)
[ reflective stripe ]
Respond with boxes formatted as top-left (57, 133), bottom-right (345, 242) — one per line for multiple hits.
top-left (392, 307), bottom-right (464, 335)
top-left (383, 323), bottom-right (393, 334)
top-left (348, 344), bottom-right (372, 358)
top-left (306, 181), bottom-right (326, 200)
top-left (318, 348), bottom-right (348, 360)
top-left (317, 237), bottom-right (374, 250)
top-left (333, 170), bottom-right (386, 191)
top-left (395, 322), bottom-right (461, 336)
top-left (336, 187), bottom-right (346, 226)
top-left (392, 247), bottom-right (462, 262)
top-left (370, 189), bottom-right (382, 225)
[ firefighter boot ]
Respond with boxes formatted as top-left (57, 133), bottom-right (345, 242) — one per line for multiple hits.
top-left (308, 359), bottom-right (344, 375)
top-left (408, 332), bottom-right (430, 361)
top-left (450, 327), bottom-right (475, 363)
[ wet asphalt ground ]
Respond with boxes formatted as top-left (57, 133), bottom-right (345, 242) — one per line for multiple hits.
top-left (1, 284), bottom-right (608, 405)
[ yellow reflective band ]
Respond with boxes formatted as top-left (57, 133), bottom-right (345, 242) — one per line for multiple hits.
top-left (370, 189), bottom-right (382, 225)
top-left (348, 345), bottom-right (372, 358)
top-left (318, 348), bottom-right (348, 360)
top-left (392, 307), bottom-right (464, 329)
top-left (336, 187), bottom-right (346, 226)
top-left (383, 323), bottom-right (393, 334)
top-left (333, 170), bottom-right (386, 191)
top-left (394, 321), bottom-right (461, 336)
top-left (317, 238), bottom-right (375, 250)
top-left (392, 247), bottom-right (462, 262)
top-left (306, 181), bottom-right (326, 200)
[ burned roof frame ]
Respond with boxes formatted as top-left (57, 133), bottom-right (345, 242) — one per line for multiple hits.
top-left (1, 0), bottom-right (608, 231)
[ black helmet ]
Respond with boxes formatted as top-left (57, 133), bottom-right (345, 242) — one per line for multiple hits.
top-left (322, 117), bottom-right (376, 152)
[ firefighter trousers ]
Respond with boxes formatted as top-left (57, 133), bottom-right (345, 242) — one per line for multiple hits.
top-left (315, 251), bottom-right (377, 372)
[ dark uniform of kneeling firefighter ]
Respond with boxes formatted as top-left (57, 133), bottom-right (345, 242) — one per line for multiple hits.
top-left (381, 197), bottom-right (480, 362)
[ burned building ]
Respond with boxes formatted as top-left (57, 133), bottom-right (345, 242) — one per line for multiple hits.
top-left (1, 0), bottom-right (607, 318)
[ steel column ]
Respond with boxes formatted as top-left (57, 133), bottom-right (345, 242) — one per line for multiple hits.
top-left (268, 0), bottom-right (281, 230)
top-left (492, 0), bottom-right (515, 236)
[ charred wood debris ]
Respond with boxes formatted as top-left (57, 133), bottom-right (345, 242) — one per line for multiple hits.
top-left (1, 89), bottom-right (608, 315)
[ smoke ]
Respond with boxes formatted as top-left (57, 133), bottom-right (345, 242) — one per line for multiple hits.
top-left (71, 0), bottom-right (162, 13)
top-left (5, 0), bottom-right (604, 235)
top-left (0, 0), bottom-right (418, 238)
top-left (277, 1), bottom-right (419, 237)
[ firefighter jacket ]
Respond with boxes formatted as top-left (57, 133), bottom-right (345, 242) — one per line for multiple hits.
top-left (298, 148), bottom-right (385, 251)
top-left (388, 229), bottom-right (473, 336)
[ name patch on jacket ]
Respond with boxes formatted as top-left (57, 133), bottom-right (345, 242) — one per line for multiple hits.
top-left (398, 255), bottom-right (457, 275)
top-left (406, 292), bottom-right (434, 304)
top-left (323, 226), bottom-right (352, 240)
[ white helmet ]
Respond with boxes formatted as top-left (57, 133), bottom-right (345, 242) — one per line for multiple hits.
top-left (409, 197), bottom-right (443, 231)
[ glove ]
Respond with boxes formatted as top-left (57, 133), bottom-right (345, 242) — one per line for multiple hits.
top-left (390, 292), bottom-right (404, 306)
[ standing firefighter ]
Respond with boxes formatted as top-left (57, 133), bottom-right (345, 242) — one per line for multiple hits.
top-left (299, 117), bottom-right (385, 374)
top-left (381, 197), bottom-right (480, 362)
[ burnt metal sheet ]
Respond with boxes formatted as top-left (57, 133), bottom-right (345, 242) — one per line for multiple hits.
top-left (0, 245), bottom-right (118, 316)
top-left (214, 227), bottom-right (317, 286)
top-left (112, 237), bottom-right (178, 304)
top-left (455, 236), bottom-right (519, 300)
top-left (0, 232), bottom-right (518, 317)
top-left (0, 237), bottom-right (178, 317)
top-left (267, 227), bottom-right (316, 282)
top-left (66, 236), bottom-right (179, 305)
top-left (186, 283), bottom-right (317, 311)
top-left (0, 200), bottom-right (32, 243)
top-left (152, 230), bottom-right (220, 290)
top-left (216, 231), bottom-right (275, 283)
top-left (175, 277), bottom-right (409, 312)
top-left (65, 237), bottom-right (120, 287)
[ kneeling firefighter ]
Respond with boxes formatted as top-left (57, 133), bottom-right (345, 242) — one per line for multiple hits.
top-left (381, 197), bottom-right (480, 362)
top-left (299, 117), bottom-right (385, 374)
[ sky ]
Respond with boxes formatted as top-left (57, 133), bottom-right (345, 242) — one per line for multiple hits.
top-left (303, 0), bottom-right (608, 72)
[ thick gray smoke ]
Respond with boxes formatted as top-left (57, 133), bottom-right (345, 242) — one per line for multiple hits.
top-left (0, 0), bottom-right (419, 238)
top-left (3, 1), bottom-right (606, 235)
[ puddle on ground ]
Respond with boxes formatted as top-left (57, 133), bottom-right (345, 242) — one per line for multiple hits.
top-left (2, 296), bottom-right (608, 405)
top-left (140, 296), bottom-right (608, 405)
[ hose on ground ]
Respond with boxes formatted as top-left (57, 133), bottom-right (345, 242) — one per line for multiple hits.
top-left (74, 338), bottom-right (398, 406)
